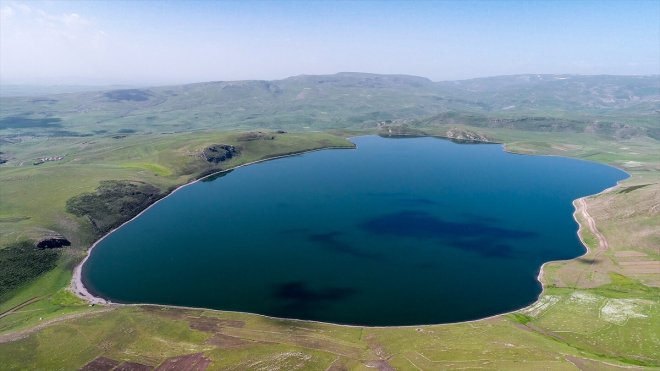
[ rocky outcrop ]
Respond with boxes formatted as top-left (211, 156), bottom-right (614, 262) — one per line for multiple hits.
top-left (445, 128), bottom-right (491, 143)
top-left (202, 144), bottom-right (239, 164)
top-left (378, 121), bottom-right (426, 137)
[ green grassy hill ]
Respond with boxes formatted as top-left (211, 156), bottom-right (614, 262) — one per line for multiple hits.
top-left (1, 73), bottom-right (658, 139)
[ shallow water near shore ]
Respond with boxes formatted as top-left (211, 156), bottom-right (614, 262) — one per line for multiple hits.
top-left (83, 136), bottom-right (626, 326)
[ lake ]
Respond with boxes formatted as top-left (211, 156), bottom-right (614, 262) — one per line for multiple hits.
top-left (82, 136), bottom-right (627, 326)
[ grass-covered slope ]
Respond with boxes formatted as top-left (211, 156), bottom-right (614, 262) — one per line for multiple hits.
top-left (1, 73), bottom-right (657, 138)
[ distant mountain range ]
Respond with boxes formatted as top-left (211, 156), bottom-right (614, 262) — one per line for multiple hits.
top-left (1, 73), bottom-right (658, 140)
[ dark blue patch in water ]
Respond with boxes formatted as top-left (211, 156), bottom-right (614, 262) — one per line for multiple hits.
top-left (361, 210), bottom-right (535, 257)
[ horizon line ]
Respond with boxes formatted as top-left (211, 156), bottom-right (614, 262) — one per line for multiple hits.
top-left (2, 71), bottom-right (659, 89)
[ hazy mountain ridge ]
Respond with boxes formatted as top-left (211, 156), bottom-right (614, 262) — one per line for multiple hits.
top-left (435, 74), bottom-right (660, 112)
top-left (0, 73), bottom-right (658, 139)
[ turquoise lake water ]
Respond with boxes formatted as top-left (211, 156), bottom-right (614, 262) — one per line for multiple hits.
top-left (83, 136), bottom-right (627, 325)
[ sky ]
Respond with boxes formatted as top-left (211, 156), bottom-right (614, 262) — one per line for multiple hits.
top-left (0, 0), bottom-right (658, 85)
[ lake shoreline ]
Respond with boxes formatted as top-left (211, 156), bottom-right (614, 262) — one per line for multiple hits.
top-left (70, 144), bottom-right (356, 305)
top-left (70, 135), bottom-right (630, 328)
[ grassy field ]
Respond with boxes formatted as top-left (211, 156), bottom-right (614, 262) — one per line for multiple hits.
top-left (0, 73), bottom-right (658, 369)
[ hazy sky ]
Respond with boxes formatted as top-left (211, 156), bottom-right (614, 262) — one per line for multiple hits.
top-left (1, 0), bottom-right (658, 85)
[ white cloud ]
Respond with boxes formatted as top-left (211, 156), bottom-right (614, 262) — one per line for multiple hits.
top-left (13, 2), bottom-right (32, 15)
top-left (0, 5), bottom-right (14, 21)
top-left (0, 2), bottom-right (111, 84)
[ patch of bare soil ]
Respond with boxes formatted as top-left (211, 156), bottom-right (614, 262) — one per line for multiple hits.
top-left (80, 356), bottom-right (120, 371)
top-left (363, 333), bottom-right (394, 370)
top-left (564, 355), bottom-right (645, 370)
top-left (155, 353), bottom-right (211, 371)
top-left (365, 333), bottom-right (388, 360)
top-left (188, 317), bottom-right (219, 332)
top-left (114, 361), bottom-right (154, 371)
